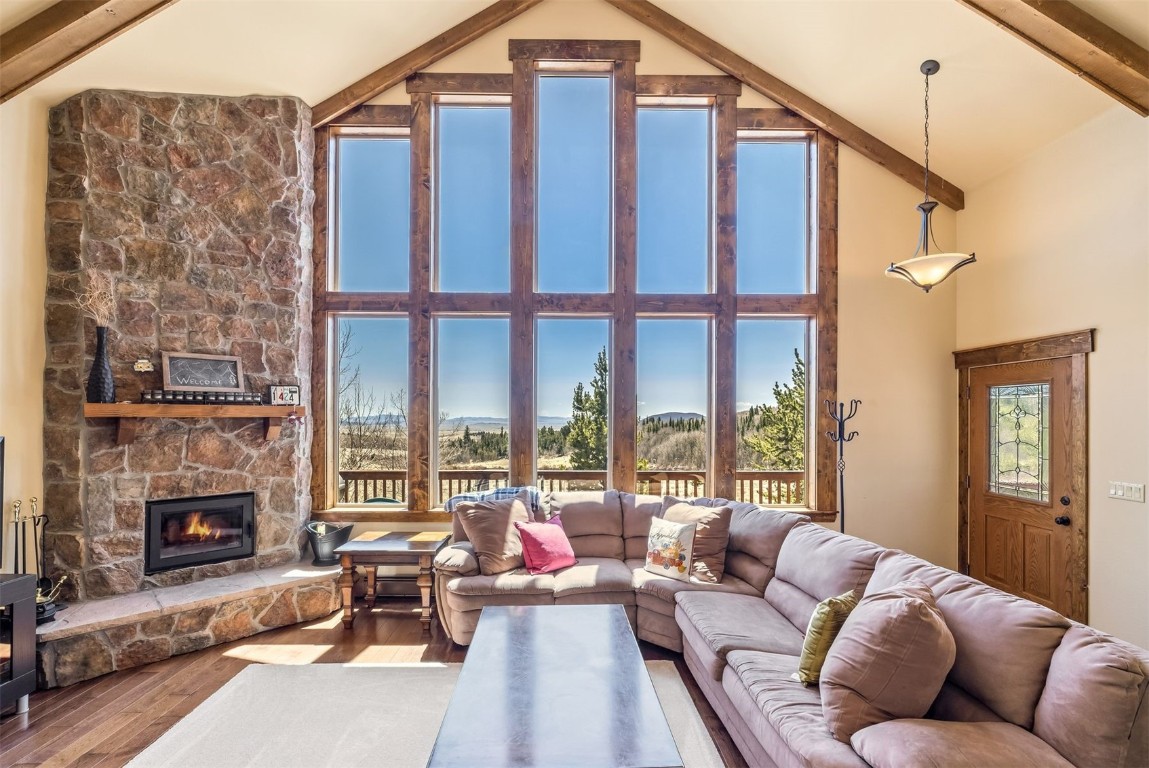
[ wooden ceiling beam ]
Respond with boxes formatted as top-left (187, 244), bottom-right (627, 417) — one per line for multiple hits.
top-left (603, 0), bottom-right (964, 211)
top-left (955, 0), bottom-right (1149, 116)
top-left (0, 0), bottom-right (178, 104)
top-left (311, 0), bottom-right (544, 128)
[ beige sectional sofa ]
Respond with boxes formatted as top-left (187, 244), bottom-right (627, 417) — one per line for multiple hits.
top-left (432, 490), bottom-right (1149, 767)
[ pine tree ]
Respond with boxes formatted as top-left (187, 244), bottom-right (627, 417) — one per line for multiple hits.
top-left (743, 350), bottom-right (806, 470)
top-left (568, 347), bottom-right (609, 470)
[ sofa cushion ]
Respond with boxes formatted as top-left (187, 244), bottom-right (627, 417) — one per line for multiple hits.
top-left (724, 650), bottom-right (869, 768)
top-left (433, 541), bottom-right (480, 577)
top-left (442, 570), bottom-right (555, 612)
top-left (448, 486), bottom-right (543, 542)
top-left (764, 523), bottom-right (884, 631)
top-left (686, 498), bottom-right (810, 593)
top-left (662, 498), bottom-right (732, 583)
top-left (796, 589), bottom-right (859, 685)
top-left (515, 517), bottom-right (577, 575)
top-left (454, 490), bottom-right (533, 575)
top-left (1033, 623), bottom-right (1149, 768)
top-left (630, 559), bottom-right (759, 612)
top-left (621, 493), bottom-right (662, 560)
top-left (851, 720), bottom-right (1073, 768)
top-left (551, 557), bottom-right (635, 604)
top-left (820, 579), bottom-right (956, 743)
top-left (545, 490), bottom-right (624, 559)
top-left (644, 516), bottom-right (695, 582)
top-left (868, 548), bottom-right (1073, 731)
top-left (676, 592), bottom-right (804, 680)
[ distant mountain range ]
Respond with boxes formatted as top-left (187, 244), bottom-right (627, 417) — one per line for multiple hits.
top-left (343, 412), bottom-right (706, 429)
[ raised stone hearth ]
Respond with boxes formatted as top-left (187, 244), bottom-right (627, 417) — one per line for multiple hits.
top-left (37, 564), bottom-right (340, 688)
top-left (42, 90), bottom-right (315, 602)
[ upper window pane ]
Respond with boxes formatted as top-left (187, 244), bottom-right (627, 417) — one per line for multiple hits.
top-left (988, 383), bottom-right (1050, 502)
top-left (537, 318), bottom-right (610, 492)
top-left (736, 318), bottom-right (807, 505)
top-left (335, 138), bottom-right (410, 292)
top-left (638, 108), bottom-right (710, 293)
top-left (537, 76), bottom-right (611, 293)
top-left (737, 141), bottom-right (808, 294)
top-left (435, 317), bottom-right (510, 504)
top-left (436, 106), bottom-right (511, 292)
top-left (637, 318), bottom-right (709, 495)
top-left (334, 316), bottom-right (409, 505)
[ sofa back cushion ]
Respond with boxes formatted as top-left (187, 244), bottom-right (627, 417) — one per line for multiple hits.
top-left (688, 498), bottom-right (808, 592)
top-left (763, 522), bottom-right (884, 632)
top-left (544, 490), bottom-right (624, 559)
top-left (1033, 624), bottom-right (1149, 768)
top-left (621, 493), bottom-right (662, 559)
top-left (868, 549), bottom-right (1071, 730)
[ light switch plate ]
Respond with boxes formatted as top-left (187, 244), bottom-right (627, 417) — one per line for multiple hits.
top-left (1109, 482), bottom-right (1145, 503)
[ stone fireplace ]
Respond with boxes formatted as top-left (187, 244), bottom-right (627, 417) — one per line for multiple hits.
top-left (42, 90), bottom-right (316, 602)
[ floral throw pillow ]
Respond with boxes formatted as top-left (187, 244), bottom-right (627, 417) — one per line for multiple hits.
top-left (644, 517), bottom-right (696, 583)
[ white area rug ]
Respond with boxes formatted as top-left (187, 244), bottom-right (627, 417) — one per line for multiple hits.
top-left (127, 661), bottom-right (722, 768)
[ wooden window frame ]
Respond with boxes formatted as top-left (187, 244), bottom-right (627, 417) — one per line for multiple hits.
top-left (311, 42), bottom-right (839, 523)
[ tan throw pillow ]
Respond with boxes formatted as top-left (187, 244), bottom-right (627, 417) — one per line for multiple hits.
top-left (645, 517), bottom-right (696, 583)
top-left (821, 578), bottom-right (956, 743)
top-left (454, 490), bottom-right (532, 576)
top-left (795, 589), bottom-right (860, 685)
top-left (661, 498), bottom-right (732, 583)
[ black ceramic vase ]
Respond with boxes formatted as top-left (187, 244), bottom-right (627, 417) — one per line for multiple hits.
top-left (85, 326), bottom-right (116, 404)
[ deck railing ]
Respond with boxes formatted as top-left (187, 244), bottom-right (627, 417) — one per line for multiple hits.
top-left (338, 469), bottom-right (805, 506)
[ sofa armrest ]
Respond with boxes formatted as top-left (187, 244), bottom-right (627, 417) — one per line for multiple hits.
top-left (434, 542), bottom-right (480, 577)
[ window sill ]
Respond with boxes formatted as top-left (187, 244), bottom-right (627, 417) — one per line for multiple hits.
top-left (310, 509), bottom-right (451, 523)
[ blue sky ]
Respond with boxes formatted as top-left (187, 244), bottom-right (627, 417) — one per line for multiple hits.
top-left (335, 84), bottom-right (809, 422)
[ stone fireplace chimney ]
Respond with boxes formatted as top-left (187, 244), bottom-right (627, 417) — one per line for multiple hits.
top-left (42, 91), bottom-right (315, 601)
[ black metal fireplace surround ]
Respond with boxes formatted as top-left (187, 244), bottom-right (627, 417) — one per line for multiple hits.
top-left (145, 492), bottom-right (255, 574)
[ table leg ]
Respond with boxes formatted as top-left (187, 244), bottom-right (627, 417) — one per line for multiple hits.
top-left (418, 553), bottom-right (434, 632)
top-left (340, 553), bottom-right (355, 630)
top-left (366, 565), bottom-right (378, 607)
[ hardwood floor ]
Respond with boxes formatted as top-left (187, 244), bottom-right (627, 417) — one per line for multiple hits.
top-left (1, 599), bottom-right (746, 767)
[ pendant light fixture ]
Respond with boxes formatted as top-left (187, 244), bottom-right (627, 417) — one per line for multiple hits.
top-left (887, 60), bottom-right (975, 292)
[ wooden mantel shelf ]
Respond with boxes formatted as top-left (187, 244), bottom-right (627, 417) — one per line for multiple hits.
top-left (83, 403), bottom-right (306, 444)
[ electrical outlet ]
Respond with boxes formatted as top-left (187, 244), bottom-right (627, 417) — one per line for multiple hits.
top-left (1109, 482), bottom-right (1145, 503)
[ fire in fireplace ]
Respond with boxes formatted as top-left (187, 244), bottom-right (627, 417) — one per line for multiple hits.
top-left (145, 492), bottom-right (255, 574)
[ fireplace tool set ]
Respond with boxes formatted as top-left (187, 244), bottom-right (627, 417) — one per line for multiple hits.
top-left (10, 497), bottom-right (66, 624)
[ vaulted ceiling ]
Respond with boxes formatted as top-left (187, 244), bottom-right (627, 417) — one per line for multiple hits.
top-left (2, 0), bottom-right (1145, 193)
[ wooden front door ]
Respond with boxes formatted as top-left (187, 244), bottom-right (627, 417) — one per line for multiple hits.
top-left (967, 357), bottom-right (1085, 619)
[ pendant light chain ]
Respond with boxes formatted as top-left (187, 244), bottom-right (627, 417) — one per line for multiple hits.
top-left (923, 68), bottom-right (930, 202)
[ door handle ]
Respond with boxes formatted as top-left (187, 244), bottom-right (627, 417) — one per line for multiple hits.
top-left (1054, 516), bottom-right (1071, 526)
top-left (1060, 496), bottom-right (1071, 506)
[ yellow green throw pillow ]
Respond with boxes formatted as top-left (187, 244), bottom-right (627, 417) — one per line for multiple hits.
top-left (796, 589), bottom-right (860, 685)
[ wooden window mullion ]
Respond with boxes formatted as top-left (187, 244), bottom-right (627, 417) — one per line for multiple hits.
top-left (815, 130), bottom-right (839, 514)
top-left (712, 95), bottom-right (737, 500)
top-left (611, 59), bottom-right (638, 494)
top-left (310, 127), bottom-right (331, 511)
top-left (509, 55), bottom-right (536, 487)
top-left (408, 94), bottom-right (433, 510)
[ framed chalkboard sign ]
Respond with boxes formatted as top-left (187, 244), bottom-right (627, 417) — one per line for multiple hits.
top-left (161, 352), bottom-right (245, 393)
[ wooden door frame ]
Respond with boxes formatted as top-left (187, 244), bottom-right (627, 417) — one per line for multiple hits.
top-left (954, 329), bottom-right (1093, 621)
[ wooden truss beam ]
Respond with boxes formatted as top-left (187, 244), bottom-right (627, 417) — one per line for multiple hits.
top-left (955, 0), bottom-right (1149, 117)
top-left (603, 0), bottom-right (965, 210)
top-left (311, 0), bottom-right (544, 127)
top-left (0, 0), bottom-right (178, 103)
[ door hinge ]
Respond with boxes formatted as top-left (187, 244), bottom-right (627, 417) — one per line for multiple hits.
top-left (966, 386), bottom-right (971, 400)
top-left (966, 476), bottom-right (971, 490)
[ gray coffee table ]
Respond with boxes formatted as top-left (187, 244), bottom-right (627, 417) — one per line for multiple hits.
top-left (427, 604), bottom-right (683, 768)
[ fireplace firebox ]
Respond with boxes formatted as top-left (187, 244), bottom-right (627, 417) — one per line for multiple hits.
top-left (145, 492), bottom-right (255, 574)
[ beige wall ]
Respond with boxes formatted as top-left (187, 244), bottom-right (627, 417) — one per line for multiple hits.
top-left (956, 106), bottom-right (1149, 648)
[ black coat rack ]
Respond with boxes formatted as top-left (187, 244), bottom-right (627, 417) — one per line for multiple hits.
top-left (826, 399), bottom-right (861, 533)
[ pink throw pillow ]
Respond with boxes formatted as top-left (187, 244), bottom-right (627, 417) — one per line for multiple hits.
top-left (514, 517), bottom-right (577, 575)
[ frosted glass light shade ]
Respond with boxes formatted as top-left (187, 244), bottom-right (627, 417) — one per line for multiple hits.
top-left (887, 251), bottom-right (976, 292)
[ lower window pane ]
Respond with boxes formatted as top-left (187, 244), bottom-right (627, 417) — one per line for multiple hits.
top-left (537, 318), bottom-right (610, 492)
top-left (335, 316), bottom-right (409, 505)
top-left (435, 317), bottom-right (510, 505)
top-left (736, 318), bottom-right (808, 505)
top-left (637, 319), bottom-right (709, 497)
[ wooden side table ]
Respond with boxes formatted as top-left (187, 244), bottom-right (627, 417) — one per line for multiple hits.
top-left (334, 531), bottom-right (451, 631)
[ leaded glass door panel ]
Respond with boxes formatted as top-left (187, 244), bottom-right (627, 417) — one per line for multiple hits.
top-left (969, 358), bottom-right (1076, 617)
